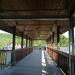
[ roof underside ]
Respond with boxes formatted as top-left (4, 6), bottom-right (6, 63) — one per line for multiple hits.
top-left (0, 0), bottom-right (75, 40)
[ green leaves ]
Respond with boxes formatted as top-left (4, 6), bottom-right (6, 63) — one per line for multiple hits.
top-left (60, 35), bottom-right (69, 47)
top-left (33, 40), bottom-right (47, 46)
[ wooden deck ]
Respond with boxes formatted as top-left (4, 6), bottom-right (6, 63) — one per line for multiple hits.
top-left (0, 49), bottom-right (64, 75)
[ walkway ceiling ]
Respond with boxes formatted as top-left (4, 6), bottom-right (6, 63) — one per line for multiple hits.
top-left (0, 0), bottom-right (75, 40)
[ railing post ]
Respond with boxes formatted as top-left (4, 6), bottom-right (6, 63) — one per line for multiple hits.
top-left (11, 26), bottom-right (16, 65)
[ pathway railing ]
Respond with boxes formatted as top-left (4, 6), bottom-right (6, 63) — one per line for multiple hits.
top-left (47, 47), bottom-right (75, 75)
top-left (14, 47), bottom-right (33, 62)
top-left (0, 47), bottom-right (33, 70)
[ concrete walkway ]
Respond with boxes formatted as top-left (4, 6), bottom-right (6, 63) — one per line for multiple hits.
top-left (0, 49), bottom-right (64, 75)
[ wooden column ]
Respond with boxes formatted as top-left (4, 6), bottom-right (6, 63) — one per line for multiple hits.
top-left (29, 39), bottom-right (31, 47)
top-left (57, 27), bottom-right (60, 67)
top-left (52, 32), bottom-right (54, 47)
top-left (47, 38), bottom-right (50, 49)
top-left (12, 27), bottom-right (16, 50)
top-left (69, 17), bottom-right (74, 75)
top-left (57, 27), bottom-right (60, 50)
top-left (11, 27), bottom-right (16, 64)
top-left (50, 36), bottom-right (51, 44)
top-left (31, 39), bottom-right (33, 47)
top-left (28, 38), bottom-right (30, 47)
top-left (27, 37), bottom-right (29, 47)
top-left (21, 32), bottom-right (24, 48)
top-left (26, 35), bottom-right (28, 47)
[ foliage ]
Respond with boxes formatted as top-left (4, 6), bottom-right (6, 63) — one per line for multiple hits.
top-left (33, 40), bottom-right (47, 46)
top-left (16, 36), bottom-right (21, 45)
top-left (0, 33), bottom-right (12, 49)
top-left (0, 33), bottom-right (69, 49)
top-left (0, 33), bottom-right (26, 49)
top-left (60, 35), bottom-right (69, 47)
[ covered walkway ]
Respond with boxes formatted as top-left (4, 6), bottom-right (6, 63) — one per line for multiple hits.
top-left (0, 49), bottom-right (63, 75)
top-left (0, 0), bottom-right (75, 75)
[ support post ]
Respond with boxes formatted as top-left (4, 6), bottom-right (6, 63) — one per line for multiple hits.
top-left (47, 38), bottom-right (51, 49)
top-left (29, 37), bottom-right (30, 47)
top-left (26, 35), bottom-right (28, 47)
top-left (69, 17), bottom-right (74, 75)
top-left (57, 27), bottom-right (60, 50)
top-left (50, 36), bottom-right (51, 44)
top-left (21, 32), bottom-right (24, 48)
top-left (12, 27), bottom-right (16, 50)
top-left (31, 39), bottom-right (33, 47)
top-left (27, 37), bottom-right (29, 47)
top-left (29, 39), bottom-right (31, 47)
top-left (11, 27), bottom-right (16, 65)
top-left (52, 32), bottom-right (54, 47)
top-left (57, 26), bottom-right (60, 67)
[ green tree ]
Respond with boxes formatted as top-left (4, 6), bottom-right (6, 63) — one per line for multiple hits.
top-left (60, 35), bottom-right (69, 47)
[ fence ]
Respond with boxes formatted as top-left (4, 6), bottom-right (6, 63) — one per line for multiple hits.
top-left (0, 47), bottom-right (33, 70)
top-left (47, 47), bottom-right (75, 75)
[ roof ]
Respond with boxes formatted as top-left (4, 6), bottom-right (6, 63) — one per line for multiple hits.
top-left (0, 0), bottom-right (75, 39)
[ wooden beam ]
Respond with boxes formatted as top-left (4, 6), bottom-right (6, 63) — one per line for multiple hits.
top-left (0, 25), bottom-right (12, 33)
top-left (0, 15), bottom-right (69, 20)
top-left (0, 9), bottom-right (65, 12)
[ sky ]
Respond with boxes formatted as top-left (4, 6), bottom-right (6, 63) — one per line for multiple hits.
top-left (62, 31), bottom-right (69, 38)
top-left (0, 30), bottom-right (10, 34)
top-left (62, 28), bottom-right (75, 38)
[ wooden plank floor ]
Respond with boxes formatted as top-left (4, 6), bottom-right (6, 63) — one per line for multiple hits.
top-left (0, 49), bottom-right (64, 75)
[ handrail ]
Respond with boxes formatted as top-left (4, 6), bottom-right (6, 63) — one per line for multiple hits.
top-left (47, 47), bottom-right (75, 75)
top-left (0, 50), bottom-right (12, 52)
top-left (0, 47), bottom-right (33, 71)
top-left (51, 48), bottom-right (69, 57)
top-left (50, 48), bottom-right (75, 61)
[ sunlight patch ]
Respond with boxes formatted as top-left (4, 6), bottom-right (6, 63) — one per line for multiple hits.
top-left (42, 50), bottom-right (47, 75)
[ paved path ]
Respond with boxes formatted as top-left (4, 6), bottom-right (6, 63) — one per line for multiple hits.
top-left (0, 49), bottom-right (64, 75)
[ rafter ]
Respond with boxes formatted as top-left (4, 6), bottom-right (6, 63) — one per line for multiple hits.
top-left (0, 15), bottom-right (69, 20)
